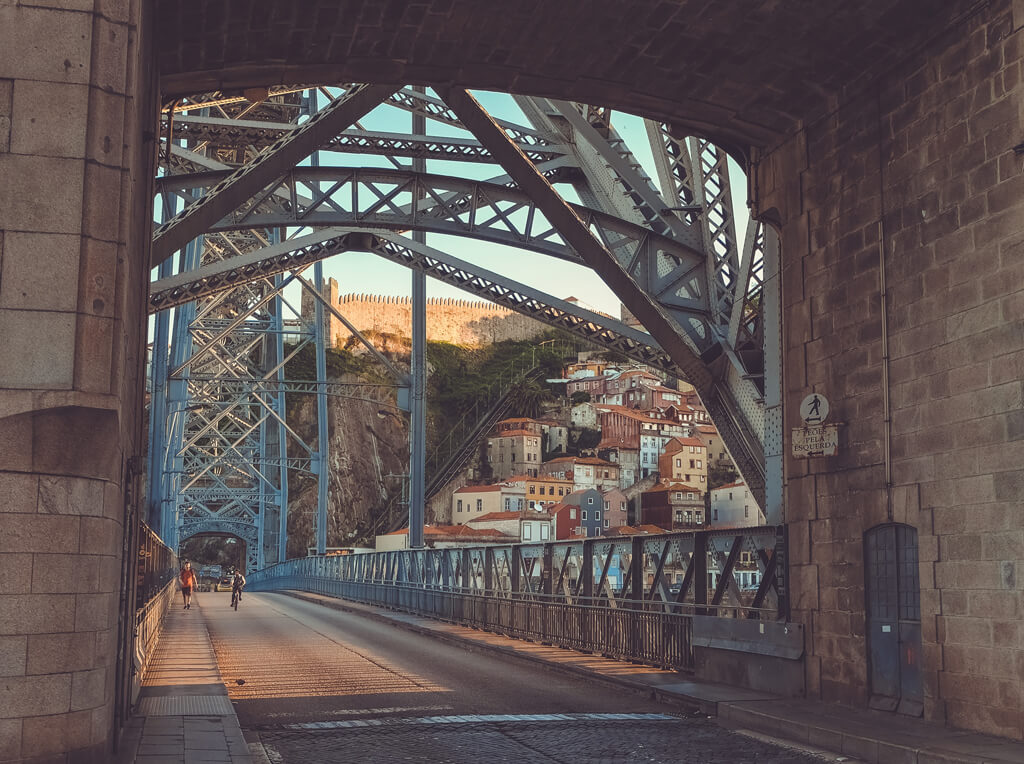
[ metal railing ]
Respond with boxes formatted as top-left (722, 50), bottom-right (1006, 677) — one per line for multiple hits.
top-left (132, 522), bottom-right (178, 703)
top-left (248, 525), bottom-right (788, 673)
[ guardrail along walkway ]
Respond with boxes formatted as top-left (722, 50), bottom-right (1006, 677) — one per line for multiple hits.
top-left (118, 600), bottom-right (253, 763)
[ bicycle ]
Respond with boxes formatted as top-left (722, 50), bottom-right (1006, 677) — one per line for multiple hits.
top-left (230, 587), bottom-right (241, 610)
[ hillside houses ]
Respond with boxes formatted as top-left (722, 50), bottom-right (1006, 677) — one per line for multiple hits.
top-left (379, 356), bottom-right (743, 551)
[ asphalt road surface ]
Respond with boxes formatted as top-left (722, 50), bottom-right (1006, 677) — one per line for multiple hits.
top-left (202, 592), bottom-right (837, 763)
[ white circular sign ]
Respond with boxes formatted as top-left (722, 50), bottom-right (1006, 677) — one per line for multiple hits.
top-left (799, 393), bottom-right (829, 424)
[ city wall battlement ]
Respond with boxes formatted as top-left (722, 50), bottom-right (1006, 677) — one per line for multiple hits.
top-left (303, 281), bottom-right (546, 347)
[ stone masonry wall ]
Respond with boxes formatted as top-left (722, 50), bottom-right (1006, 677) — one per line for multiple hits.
top-left (0, 0), bottom-right (154, 760)
top-left (757, 0), bottom-right (1024, 738)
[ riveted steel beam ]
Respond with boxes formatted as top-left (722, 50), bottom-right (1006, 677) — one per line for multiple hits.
top-left (152, 83), bottom-right (398, 267)
top-left (441, 88), bottom-right (765, 505)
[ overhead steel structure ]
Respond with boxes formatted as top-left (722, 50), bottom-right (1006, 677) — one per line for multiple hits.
top-left (147, 84), bottom-right (781, 570)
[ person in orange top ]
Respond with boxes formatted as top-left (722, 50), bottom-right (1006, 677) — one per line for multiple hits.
top-left (179, 561), bottom-right (198, 610)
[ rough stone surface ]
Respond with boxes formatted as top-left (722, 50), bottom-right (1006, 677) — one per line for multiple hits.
top-left (760, 0), bottom-right (1024, 739)
top-left (0, 0), bottom-right (153, 760)
top-left (153, 0), bottom-right (978, 155)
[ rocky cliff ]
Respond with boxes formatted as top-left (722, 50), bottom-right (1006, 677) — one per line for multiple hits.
top-left (285, 381), bottom-right (408, 554)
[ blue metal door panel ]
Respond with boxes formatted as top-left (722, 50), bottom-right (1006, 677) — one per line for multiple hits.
top-left (865, 524), bottom-right (922, 716)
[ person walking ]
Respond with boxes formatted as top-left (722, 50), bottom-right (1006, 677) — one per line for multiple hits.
top-left (180, 561), bottom-right (198, 610)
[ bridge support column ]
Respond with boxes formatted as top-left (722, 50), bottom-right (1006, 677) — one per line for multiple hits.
top-left (0, 0), bottom-right (154, 760)
top-left (757, 2), bottom-right (1024, 738)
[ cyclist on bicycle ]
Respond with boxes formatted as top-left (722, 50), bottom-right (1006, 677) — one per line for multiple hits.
top-left (231, 571), bottom-right (246, 603)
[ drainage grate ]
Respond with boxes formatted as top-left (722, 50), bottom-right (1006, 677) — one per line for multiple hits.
top-left (137, 695), bottom-right (235, 716)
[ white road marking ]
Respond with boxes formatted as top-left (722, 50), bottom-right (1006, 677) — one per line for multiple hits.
top-left (277, 712), bottom-right (678, 730)
top-left (261, 705), bottom-right (453, 719)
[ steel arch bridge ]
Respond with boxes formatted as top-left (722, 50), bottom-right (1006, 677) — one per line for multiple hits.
top-left (147, 84), bottom-right (782, 572)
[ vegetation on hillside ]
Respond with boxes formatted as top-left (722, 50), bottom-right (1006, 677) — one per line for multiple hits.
top-left (426, 331), bottom-right (573, 445)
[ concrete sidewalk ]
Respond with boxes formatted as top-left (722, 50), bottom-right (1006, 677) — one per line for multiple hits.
top-left (117, 598), bottom-right (254, 764)
top-left (285, 590), bottom-right (1024, 764)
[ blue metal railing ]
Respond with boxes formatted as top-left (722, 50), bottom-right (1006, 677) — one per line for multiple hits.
top-left (248, 526), bottom-right (788, 673)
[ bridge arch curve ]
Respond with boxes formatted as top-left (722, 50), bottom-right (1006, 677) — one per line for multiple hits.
top-left (154, 1), bottom-right (956, 161)
top-left (179, 521), bottom-right (260, 572)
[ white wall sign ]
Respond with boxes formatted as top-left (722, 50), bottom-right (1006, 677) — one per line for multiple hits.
top-left (792, 424), bottom-right (840, 458)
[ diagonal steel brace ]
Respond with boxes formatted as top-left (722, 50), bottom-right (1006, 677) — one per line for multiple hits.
top-left (151, 83), bottom-right (399, 267)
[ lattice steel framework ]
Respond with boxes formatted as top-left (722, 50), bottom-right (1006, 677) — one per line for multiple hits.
top-left (148, 84), bottom-right (781, 570)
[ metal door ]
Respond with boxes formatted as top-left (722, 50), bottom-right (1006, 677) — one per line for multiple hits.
top-left (865, 524), bottom-right (923, 716)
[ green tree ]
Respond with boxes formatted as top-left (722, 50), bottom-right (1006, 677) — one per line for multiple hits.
top-left (506, 378), bottom-right (552, 419)
top-left (570, 390), bottom-right (591, 404)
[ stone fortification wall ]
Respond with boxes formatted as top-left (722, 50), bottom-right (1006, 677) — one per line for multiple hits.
top-left (325, 292), bottom-right (547, 347)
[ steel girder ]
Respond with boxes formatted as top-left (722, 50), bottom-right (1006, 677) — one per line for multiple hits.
top-left (511, 97), bottom-right (769, 506)
top-left (154, 166), bottom-right (706, 267)
top-left (153, 84), bottom-right (399, 267)
top-left (151, 84), bottom-right (780, 563)
top-left (168, 116), bottom-right (568, 164)
top-left (148, 226), bottom-right (677, 373)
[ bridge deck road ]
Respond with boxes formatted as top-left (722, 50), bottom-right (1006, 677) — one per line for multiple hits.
top-left (201, 591), bottom-right (838, 763)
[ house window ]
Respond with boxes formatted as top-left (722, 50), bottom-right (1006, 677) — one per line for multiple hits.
top-left (581, 510), bottom-right (587, 520)
top-left (729, 492), bottom-right (733, 500)
top-left (675, 492), bottom-right (682, 500)
top-left (696, 460), bottom-right (702, 469)
top-left (587, 497), bottom-right (594, 504)
top-left (529, 486), bottom-right (535, 494)
top-left (675, 458), bottom-right (681, 468)
top-left (713, 509), bottom-right (718, 521)
top-left (700, 475), bottom-right (705, 482)
top-left (505, 498), bottom-right (511, 510)
top-left (457, 500), bottom-right (463, 512)
top-left (523, 524), bottom-right (532, 540)
top-left (689, 459), bottom-right (695, 468)
top-left (604, 519), bottom-right (610, 528)
top-left (687, 492), bottom-right (695, 500)
top-left (476, 499), bottom-right (483, 511)
top-left (540, 524), bottom-right (550, 540)
top-left (744, 505), bottom-right (750, 518)
top-left (696, 511), bottom-right (703, 523)
top-left (570, 508), bottom-right (577, 519)
top-left (674, 511), bottom-right (683, 522)
top-left (548, 487), bottom-right (554, 495)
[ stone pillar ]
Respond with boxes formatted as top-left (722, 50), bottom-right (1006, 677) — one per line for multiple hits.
top-left (757, 0), bottom-right (1024, 740)
top-left (0, 0), bottom-right (154, 760)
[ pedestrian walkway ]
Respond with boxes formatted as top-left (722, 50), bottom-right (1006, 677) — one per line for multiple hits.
top-left (285, 590), bottom-right (1024, 764)
top-left (117, 598), bottom-right (254, 764)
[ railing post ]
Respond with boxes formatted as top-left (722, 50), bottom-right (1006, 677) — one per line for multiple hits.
top-left (631, 534), bottom-right (645, 660)
top-left (776, 524), bottom-right (789, 621)
top-left (582, 539), bottom-right (594, 651)
top-left (542, 543), bottom-right (553, 643)
top-left (484, 547), bottom-right (494, 593)
top-left (694, 531), bottom-right (708, 616)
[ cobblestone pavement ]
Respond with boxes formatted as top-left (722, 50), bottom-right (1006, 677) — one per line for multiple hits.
top-left (257, 717), bottom-right (833, 763)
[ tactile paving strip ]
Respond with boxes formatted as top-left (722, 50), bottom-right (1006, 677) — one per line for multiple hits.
top-left (137, 695), bottom-right (235, 716)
